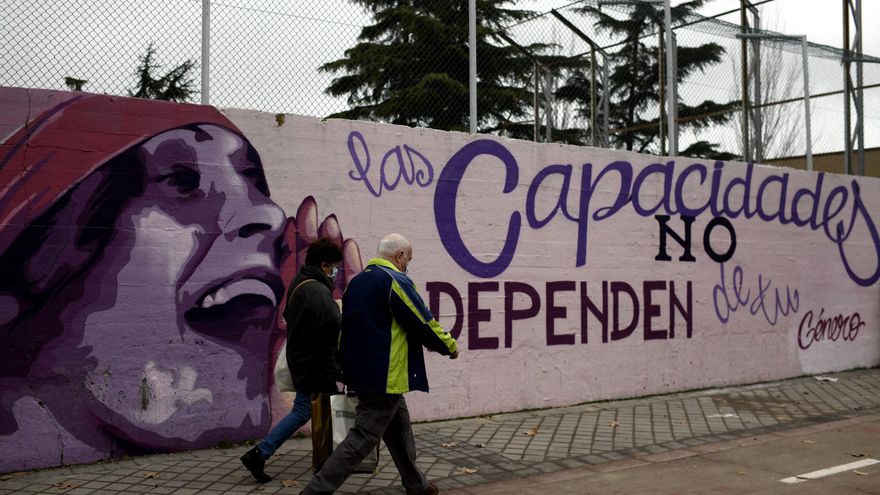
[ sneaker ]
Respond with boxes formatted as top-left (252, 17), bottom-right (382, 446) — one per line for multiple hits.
top-left (406, 483), bottom-right (439, 495)
top-left (240, 446), bottom-right (272, 483)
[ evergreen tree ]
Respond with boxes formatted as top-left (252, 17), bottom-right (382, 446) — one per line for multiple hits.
top-left (553, 62), bottom-right (607, 145)
top-left (321, 0), bottom-right (565, 134)
top-left (129, 44), bottom-right (196, 102)
top-left (64, 77), bottom-right (87, 91)
top-left (569, 0), bottom-right (736, 157)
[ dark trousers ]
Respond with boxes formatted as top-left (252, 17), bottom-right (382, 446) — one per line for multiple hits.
top-left (304, 394), bottom-right (428, 495)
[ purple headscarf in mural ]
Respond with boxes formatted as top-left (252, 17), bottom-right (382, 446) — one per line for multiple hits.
top-left (0, 90), bottom-right (286, 471)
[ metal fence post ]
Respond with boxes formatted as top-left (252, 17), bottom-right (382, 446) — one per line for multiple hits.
top-left (544, 69), bottom-right (553, 142)
top-left (658, 25), bottom-right (665, 155)
top-left (591, 49), bottom-right (598, 146)
top-left (603, 56), bottom-right (610, 148)
top-left (740, 0), bottom-right (750, 162)
top-left (548, 9), bottom-right (610, 148)
top-left (855, 0), bottom-right (864, 175)
top-left (739, 33), bottom-right (813, 171)
top-left (801, 36), bottom-right (813, 171)
top-left (201, 0), bottom-right (210, 105)
top-left (534, 62), bottom-right (540, 142)
top-left (469, 0), bottom-right (477, 134)
top-left (663, 0), bottom-right (676, 155)
top-left (749, 5), bottom-right (763, 163)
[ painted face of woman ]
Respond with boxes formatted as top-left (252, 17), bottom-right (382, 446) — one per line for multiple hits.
top-left (36, 125), bottom-right (286, 448)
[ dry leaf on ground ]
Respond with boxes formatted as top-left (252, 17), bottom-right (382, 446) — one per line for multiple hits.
top-left (608, 421), bottom-right (620, 428)
top-left (524, 428), bottom-right (539, 436)
top-left (854, 470), bottom-right (868, 476)
top-left (803, 440), bottom-right (816, 444)
top-left (281, 479), bottom-right (299, 487)
top-left (848, 452), bottom-right (868, 458)
top-left (143, 472), bottom-right (160, 479)
top-left (461, 467), bottom-right (478, 474)
top-left (441, 442), bottom-right (459, 448)
top-left (53, 481), bottom-right (78, 489)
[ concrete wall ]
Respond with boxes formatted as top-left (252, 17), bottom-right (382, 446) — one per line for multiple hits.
top-left (2, 87), bottom-right (878, 472)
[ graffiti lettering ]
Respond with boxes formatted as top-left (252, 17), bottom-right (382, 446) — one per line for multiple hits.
top-left (434, 140), bottom-right (521, 278)
top-left (347, 131), bottom-right (434, 197)
top-left (797, 308), bottom-right (865, 349)
top-left (655, 215), bottom-right (697, 262)
top-left (654, 215), bottom-right (737, 263)
top-left (425, 279), bottom-right (692, 350)
top-left (433, 140), bottom-right (880, 287)
top-left (713, 263), bottom-right (799, 325)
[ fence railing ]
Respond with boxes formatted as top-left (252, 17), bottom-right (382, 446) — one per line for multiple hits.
top-left (1, 0), bottom-right (876, 173)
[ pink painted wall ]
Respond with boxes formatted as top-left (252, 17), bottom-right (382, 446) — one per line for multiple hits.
top-left (248, 111), bottom-right (879, 422)
top-left (1, 87), bottom-right (878, 472)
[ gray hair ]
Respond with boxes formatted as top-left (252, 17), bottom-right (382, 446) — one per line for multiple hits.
top-left (377, 233), bottom-right (411, 258)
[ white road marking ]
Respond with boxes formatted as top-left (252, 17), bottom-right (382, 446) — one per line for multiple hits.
top-left (780, 459), bottom-right (880, 484)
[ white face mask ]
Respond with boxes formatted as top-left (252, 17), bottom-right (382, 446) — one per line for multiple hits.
top-left (329, 265), bottom-right (339, 279)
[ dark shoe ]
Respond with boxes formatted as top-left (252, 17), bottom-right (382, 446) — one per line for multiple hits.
top-left (407, 483), bottom-right (439, 495)
top-left (240, 446), bottom-right (272, 483)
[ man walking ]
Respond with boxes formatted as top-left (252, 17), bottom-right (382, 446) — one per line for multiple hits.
top-left (301, 233), bottom-right (459, 495)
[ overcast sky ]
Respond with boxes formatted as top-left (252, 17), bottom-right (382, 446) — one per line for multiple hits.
top-left (695, 0), bottom-right (880, 56)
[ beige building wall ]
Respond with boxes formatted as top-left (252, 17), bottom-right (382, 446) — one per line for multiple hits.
top-left (765, 147), bottom-right (880, 177)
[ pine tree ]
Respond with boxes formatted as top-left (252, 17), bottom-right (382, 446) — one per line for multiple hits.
top-left (64, 77), bottom-right (87, 91)
top-left (129, 44), bottom-right (196, 102)
top-left (570, 0), bottom-right (736, 157)
top-left (321, 0), bottom-right (565, 134)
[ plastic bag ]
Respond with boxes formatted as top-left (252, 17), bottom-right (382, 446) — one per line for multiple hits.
top-left (330, 392), bottom-right (379, 473)
top-left (273, 341), bottom-right (295, 393)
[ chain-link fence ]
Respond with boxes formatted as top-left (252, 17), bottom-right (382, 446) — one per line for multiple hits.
top-left (1, 0), bottom-right (876, 172)
top-left (498, 0), bottom-right (880, 172)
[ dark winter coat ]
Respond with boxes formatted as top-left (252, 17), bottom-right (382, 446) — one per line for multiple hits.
top-left (283, 264), bottom-right (341, 394)
top-left (339, 258), bottom-right (457, 394)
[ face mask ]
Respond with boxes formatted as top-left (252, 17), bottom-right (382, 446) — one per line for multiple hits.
top-left (330, 266), bottom-right (339, 279)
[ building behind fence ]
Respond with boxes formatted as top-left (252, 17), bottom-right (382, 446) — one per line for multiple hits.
top-left (1, 0), bottom-right (877, 174)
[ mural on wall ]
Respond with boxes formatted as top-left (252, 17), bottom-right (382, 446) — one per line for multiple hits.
top-left (1, 87), bottom-right (878, 472)
top-left (342, 128), bottom-right (877, 348)
top-left (0, 90), bottom-right (360, 472)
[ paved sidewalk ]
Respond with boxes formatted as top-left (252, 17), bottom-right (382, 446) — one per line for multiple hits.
top-left (1, 368), bottom-right (878, 494)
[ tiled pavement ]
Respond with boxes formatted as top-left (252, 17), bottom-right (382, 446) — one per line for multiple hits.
top-left (1, 368), bottom-right (878, 494)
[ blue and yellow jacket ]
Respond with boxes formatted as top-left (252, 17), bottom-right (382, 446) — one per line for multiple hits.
top-left (339, 258), bottom-right (458, 394)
